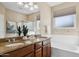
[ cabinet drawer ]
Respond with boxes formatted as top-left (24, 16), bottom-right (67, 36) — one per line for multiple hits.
top-left (5, 44), bottom-right (34, 57)
top-left (35, 48), bottom-right (42, 57)
top-left (35, 42), bottom-right (42, 49)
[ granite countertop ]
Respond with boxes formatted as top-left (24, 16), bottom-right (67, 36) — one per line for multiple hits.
top-left (0, 37), bottom-right (48, 55)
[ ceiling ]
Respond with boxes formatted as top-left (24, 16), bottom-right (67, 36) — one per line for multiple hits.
top-left (1, 2), bottom-right (63, 14)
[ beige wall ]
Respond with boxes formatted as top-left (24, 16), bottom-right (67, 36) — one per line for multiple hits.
top-left (6, 9), bottom-right (27, 22)
top-left (38, 3), bottom-right (52, 35)
top-left (27, 12), bottom-right (40, 21)
top-left (0, 3), bottom-right (6, 35)
top-left (0, 4), bottom-right (6, 14)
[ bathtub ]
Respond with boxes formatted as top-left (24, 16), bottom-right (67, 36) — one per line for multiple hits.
top-left (51, 34), bottom-right (79, 54)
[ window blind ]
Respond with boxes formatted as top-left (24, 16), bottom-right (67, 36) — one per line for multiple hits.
top-left (53, 6), bottom-right (76, 17)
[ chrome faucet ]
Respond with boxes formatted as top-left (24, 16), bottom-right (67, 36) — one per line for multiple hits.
top-left (7, 39), bottom-right (11, 43)
top-left (7, 38), bottom-right (16, 43)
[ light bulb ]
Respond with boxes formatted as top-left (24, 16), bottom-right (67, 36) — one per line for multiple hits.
top-left (17, 2), bottom-right (23, 6)
top-left (30, 7), bottom-right (34, 10)
top-left (24, 4), bottom-right (29, 8)
top-left (29, 2), bottom-right (33, 6)
top-left (34, 4), bottom-right (38, 9)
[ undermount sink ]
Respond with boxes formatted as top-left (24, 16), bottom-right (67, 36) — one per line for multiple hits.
top-left (5, 43), bottom-right (24, 48)
top-left (32, 39), bottom-right (40, 42)
top-left (24, 41), bottom-right (32, 44)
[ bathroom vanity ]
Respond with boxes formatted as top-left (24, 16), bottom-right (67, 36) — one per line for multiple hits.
top-left (0, 36), bottom-right (51, 57)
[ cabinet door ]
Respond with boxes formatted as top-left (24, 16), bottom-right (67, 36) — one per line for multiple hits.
top-left (35, 42), bottom-right (42, 50)
top-left (47, 44), bottom-right (51, 57)
top-left (24, 52), bottom-right (34, 57)
top-left (35, 48), bottom-right (42, 57)
top-left (43, 39), bottom-right (51, 57)
top-left (43, 46), bottom-right (47, 57)
top-left (5, 44), bottom-right (34, 57)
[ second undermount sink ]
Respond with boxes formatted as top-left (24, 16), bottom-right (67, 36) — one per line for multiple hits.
top-left (31, 39), bottom-right (40, 42)
top-left (5, 43), bottom-right (24, 48)
top-left (24, 41), bottom-right (32, 44)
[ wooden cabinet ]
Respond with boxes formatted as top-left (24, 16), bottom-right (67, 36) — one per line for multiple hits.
top-left (47, 44), bottom-right (51, 57)
top-left (43, 39), bottom-right (50, 46)
top-left (3, 38), bottom-right (51, 57)
top-left (24, 52), bottom-right (34, 57)
top-left (43, 46), bottom-right (47, 57)
top-left (43, 39), bottom-right (51, 57)
top-left (35, 48), bottom-right (42, 57)
top-left (35, 42), bottom-right (42, 50)
top-left (5, 44), bottom-right (34, 57)
top-left (34, 42), bottom-right (42, 57)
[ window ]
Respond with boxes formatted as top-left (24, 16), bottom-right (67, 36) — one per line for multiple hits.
top-left (23, 21), bottom-right (35, 35)
top-left (53, 7), bottom-right (76, 29)
top-left (54, 14), bottom-right (76, 28)
top-left (23, 21), bottom-right (40, 35)
top-left (36, 20), bottom-right (40, 34)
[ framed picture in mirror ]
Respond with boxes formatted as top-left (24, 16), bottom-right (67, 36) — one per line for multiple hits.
top-left (6, 21), bottom-right (17, 33)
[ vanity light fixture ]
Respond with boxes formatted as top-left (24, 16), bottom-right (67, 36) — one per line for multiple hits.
top-left (17, 2), bottom-right (39, 10)
top-left (29, 2), bottom-right (34, 6)
top-left (17, 2), bottom-right (23, 6)
top-left (34, 4), bottom-right (39, 9)
top-left (24, 4), bottom-right (29, 8)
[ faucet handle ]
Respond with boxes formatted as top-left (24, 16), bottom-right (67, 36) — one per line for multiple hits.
top-left (12, 38), bottom-right (16, 42)
top-left (7, 39), bottom-right (11, 43)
